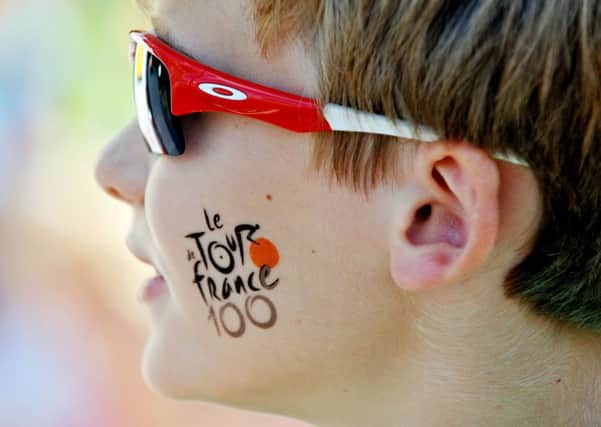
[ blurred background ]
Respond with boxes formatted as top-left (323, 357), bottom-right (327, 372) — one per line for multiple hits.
top-left (0, 1), bottom-right (307, 426)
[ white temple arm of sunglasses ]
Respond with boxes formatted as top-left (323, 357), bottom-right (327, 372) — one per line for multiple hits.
top-left (322, 104), bottom-right (529, 167)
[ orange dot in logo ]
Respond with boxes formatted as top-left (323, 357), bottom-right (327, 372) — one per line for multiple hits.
top-left (249, 237), bottom-right (280, 269)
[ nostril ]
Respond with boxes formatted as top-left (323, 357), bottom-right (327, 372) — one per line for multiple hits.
top-left (106, 186), bottom-right (125, 202)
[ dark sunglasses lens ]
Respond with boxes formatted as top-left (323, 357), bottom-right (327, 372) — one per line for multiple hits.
top-left (146, 55), bottom-right (185, 156)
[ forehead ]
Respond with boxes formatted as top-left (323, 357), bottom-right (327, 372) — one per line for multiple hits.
top-left (134, 0), bottom-right (317, 96)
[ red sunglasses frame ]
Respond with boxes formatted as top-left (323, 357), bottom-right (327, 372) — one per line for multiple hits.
top-left (131, 31), bottom-right (332, 133)
top-left (129, 31), bottom-right (528, 167)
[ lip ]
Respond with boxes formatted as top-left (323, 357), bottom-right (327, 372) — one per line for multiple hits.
top-left (138, 274), bottom-right (168, 303)
top-left (126, 232), bottom-right (158, 266)
top-left (126, 234), bottom-right (169, 303)
top-left (126, 234), bottom-right (153, 265)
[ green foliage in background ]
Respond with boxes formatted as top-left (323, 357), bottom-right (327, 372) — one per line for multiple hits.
top-left (61, 0), bottom-right (149, 142)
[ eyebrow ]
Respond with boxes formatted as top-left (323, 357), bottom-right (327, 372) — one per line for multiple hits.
top-left (133, 0), bottom-right (172, 46)
top-left (150, 19), bottom-right (173, 48)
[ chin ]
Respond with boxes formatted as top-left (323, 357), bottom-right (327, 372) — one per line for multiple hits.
top-left (140, 340), bottom-right (189, 400)
top-left (140, 336), bottom-right (246, 404)
top-left (138, 309), bottom-right (301, 415)
top-left (140, 345), bottom-right (291, 419)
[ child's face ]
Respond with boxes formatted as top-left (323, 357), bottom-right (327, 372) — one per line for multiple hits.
top-left (96, 0), bottom-right (407, 407)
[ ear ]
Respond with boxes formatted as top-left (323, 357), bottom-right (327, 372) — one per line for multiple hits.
top-left (389, 141), bottom-right (500, 291)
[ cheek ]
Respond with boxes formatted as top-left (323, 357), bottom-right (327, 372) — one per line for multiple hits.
top-left (142, 152), bottom-right (313, 401)
top-left (144, 154), bottom-right (286, 334)
top-left (143, 116), bottom-right (303, 317)
top-left (140, 123), bottom-right (402, 404)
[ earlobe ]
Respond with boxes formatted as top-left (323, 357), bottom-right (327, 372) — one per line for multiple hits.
top-left (389, 142), bottom-right (500, 291)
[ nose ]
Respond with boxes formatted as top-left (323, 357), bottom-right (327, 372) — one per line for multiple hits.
top-left (94, 119), bottom-right (150, 205)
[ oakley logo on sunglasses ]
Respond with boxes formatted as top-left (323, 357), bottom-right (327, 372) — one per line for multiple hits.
top-left (198, 83), bottom-right (248, 101)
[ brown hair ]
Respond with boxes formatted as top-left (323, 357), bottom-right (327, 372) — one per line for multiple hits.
top-left (254, 0), bottom-right (601, 333)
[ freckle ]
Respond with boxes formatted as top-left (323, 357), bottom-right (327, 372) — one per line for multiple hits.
top-left (556, 378), bottom-right (561, 384)
top-left (266, 194), bottom-right (272, 201)
top-left (495, 404), bottom-right (503, 410)
top-left (311, 249), bottom-right (316, 254)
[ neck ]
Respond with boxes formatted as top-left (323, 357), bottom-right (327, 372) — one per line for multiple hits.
top-left (289, 277), bottom-right (601, 427)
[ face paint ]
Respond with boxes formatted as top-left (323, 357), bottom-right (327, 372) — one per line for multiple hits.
top-left (185, 208), bottom-right (281, 338)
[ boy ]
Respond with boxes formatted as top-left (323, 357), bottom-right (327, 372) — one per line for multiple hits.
top-left (95, 0), bottom-right (601, 425)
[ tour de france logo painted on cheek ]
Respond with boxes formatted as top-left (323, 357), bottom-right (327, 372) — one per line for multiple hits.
top-left (185, 208), bottom-right (280, 339)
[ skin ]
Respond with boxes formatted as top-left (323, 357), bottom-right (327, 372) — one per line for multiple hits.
top-left (95, 0), bottom-right (601, 426)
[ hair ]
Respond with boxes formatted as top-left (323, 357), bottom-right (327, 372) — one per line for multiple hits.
top-left (253, 0), bottom-right (601, 333)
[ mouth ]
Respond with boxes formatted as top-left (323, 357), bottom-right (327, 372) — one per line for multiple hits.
top-left (126, 235), bottom-right (169, 303)
top-left (138, 274), bottom-right (168, 303)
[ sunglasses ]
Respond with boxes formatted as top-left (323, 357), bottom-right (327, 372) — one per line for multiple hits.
top-left (129, 31), bottom-right (528, 167)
